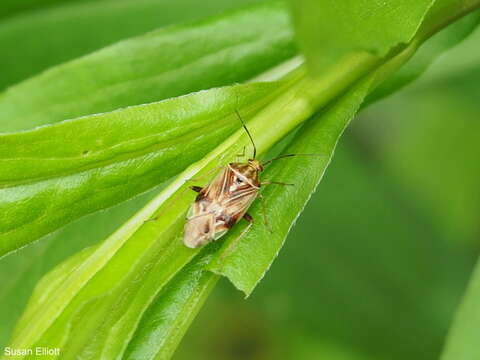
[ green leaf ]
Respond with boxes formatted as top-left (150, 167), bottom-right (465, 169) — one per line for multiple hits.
top-left (0, 0), bottom-right (264, 90)
top-left (5, 1), bottom-right (480, 358)
top-left (2, 49), bottom-right (373, 355)
top-left (369, 8), bottom-right (480, 102)
top-left (441, 257), bottom-right (480, 360)
top-left (207, 70), bottom-right (377, 295)
top-left (5, 183), bottom-right (200, 359)
top-left (6, 54), bottom-right (388, 358)
top-left (0, 0), bottom-right (280, 338)
top-left (4, 0), bottom-right (474, 259)
top-left (208, 0), bottom-right (480, 296)
top-left (0, 59), bottom-right (304, 355)
top-left (0, 186), bottom-right (160, 348)
top-left (0, 0), bottom-right (269, 341)
top-left (0, 1), bottom-right (295, 132)
top-left (289, 0), bottom-right (435, 73)
top-left (162, 7), bottom-right (480, 355)
top-left (171, 138), bottom-right (473, 360)
top-left (4, 54), bottom-right (361, 358)
top-left (0, 83), bottom-right (279, 186)
top-left (0, 81), bottom-right (283, 258)
top-left (124, 247), bottom-right (220, 360)
top-left (3, 115), bottom-right (273, 359)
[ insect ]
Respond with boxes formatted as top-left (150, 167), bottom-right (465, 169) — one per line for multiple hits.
top-left (183, 110), bottom-right (302, 248)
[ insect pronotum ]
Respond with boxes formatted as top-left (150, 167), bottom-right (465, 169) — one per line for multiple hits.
top-left (183, 110), bottom-right (316, 248)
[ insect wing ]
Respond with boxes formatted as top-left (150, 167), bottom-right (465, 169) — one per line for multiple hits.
top-left (183, 167), bottom-right (231, 248)
top-left (184, 202), bottom-right (216, 248)
top-left (214, 164), bottom-right (259, 233)
top-left (184, 165), bottom-right (259, 248)
top-left (222, 184), bottom-right (258, 225)
top-left (202, 166), bottom-right (232, 201)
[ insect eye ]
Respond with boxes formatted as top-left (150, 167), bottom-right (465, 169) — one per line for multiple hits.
top-left (236, 177), bottom-right (243, 184)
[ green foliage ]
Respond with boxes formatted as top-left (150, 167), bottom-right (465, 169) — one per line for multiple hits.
top-left (1, 0), bottom-right (480, 359)
top-left (124, 247), bottom-right (220, 360)
top-left (209, 0), bottom-right (480, 295)
top-left (6, 181), bottom-right (200, 359)
top-left (0, 82), bottom-right (281, 257)
top-left (369, 10), bottom-right (480, 102)
top-left (0, 1), bottom-right (294, 131)
top-left (208, 67), bottom-right (379, 295)
top-left (289, 0), bottom-right (435, 73)
top-left (177, 139), bottom-right (473, 360)
top-left (0, 0), bottom-right (264, 90)
top-left (0, 0), bottom-right (271, 348)
top-left (0, 188), bottom-right (160, 348)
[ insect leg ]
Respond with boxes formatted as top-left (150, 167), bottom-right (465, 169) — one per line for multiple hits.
top-left (243, 213), bottom-right (254, 223)
top-left (219, 215), bottom-right (254, 261)
top-left (258, 194), bottom-right (272, 233)
top-left (261, 181), bottom-right (294, 186)
top-left (190, 186), bottom-right (203, 193)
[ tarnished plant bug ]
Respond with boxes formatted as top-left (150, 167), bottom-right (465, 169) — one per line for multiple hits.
top-left (183, 110), bottom-right (317, 248)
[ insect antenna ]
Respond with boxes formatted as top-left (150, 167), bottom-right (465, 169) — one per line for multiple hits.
top-left (262, 153), bottom-right (325, 166)
top-left (234, 109), bottom-right (257, 159)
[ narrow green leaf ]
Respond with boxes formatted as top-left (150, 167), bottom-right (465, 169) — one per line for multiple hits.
top-left (5, 182), bottom-right (201, 359)
top-left (441, 257), bottom-right (480, 360)
top-left (6, 2), bottom-right (480, 359)
top-left (369, 8), bottom-right (480, 102)
top-left (289, 0), bottom-right (435, 73)
top-left (4, 0), bottom-right (472, 259)
top-left (0, 0), bottom-right (270, 335)
top-left (124, 247), bottom-right (220, 360)
top-left (4, 54), bottom-right (359, 358)
top-left (0, 83), bottom-right (279, 186)
top-left (207, 74), bottom-right (378, 295)
top-left (0, 0), bottom-right (264, 90)
top-left (0, 186), bottom-right (159, 348)
top-left (0, 1), bottom-right (295, 132)
top-left (207, 7), bottom-right (459, 294)
top-left (0, 61), bottom-right (298, 356)
top-left (0, 81), bottom-right (282, 257)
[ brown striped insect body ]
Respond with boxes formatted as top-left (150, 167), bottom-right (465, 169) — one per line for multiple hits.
top-left (183, 111), bottom-right (304, 248)
top-left (184, 158), bottom-right (263, 248)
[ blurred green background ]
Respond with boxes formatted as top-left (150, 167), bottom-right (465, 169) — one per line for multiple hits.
top-left (0, 1), bottom-right (479, 359)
